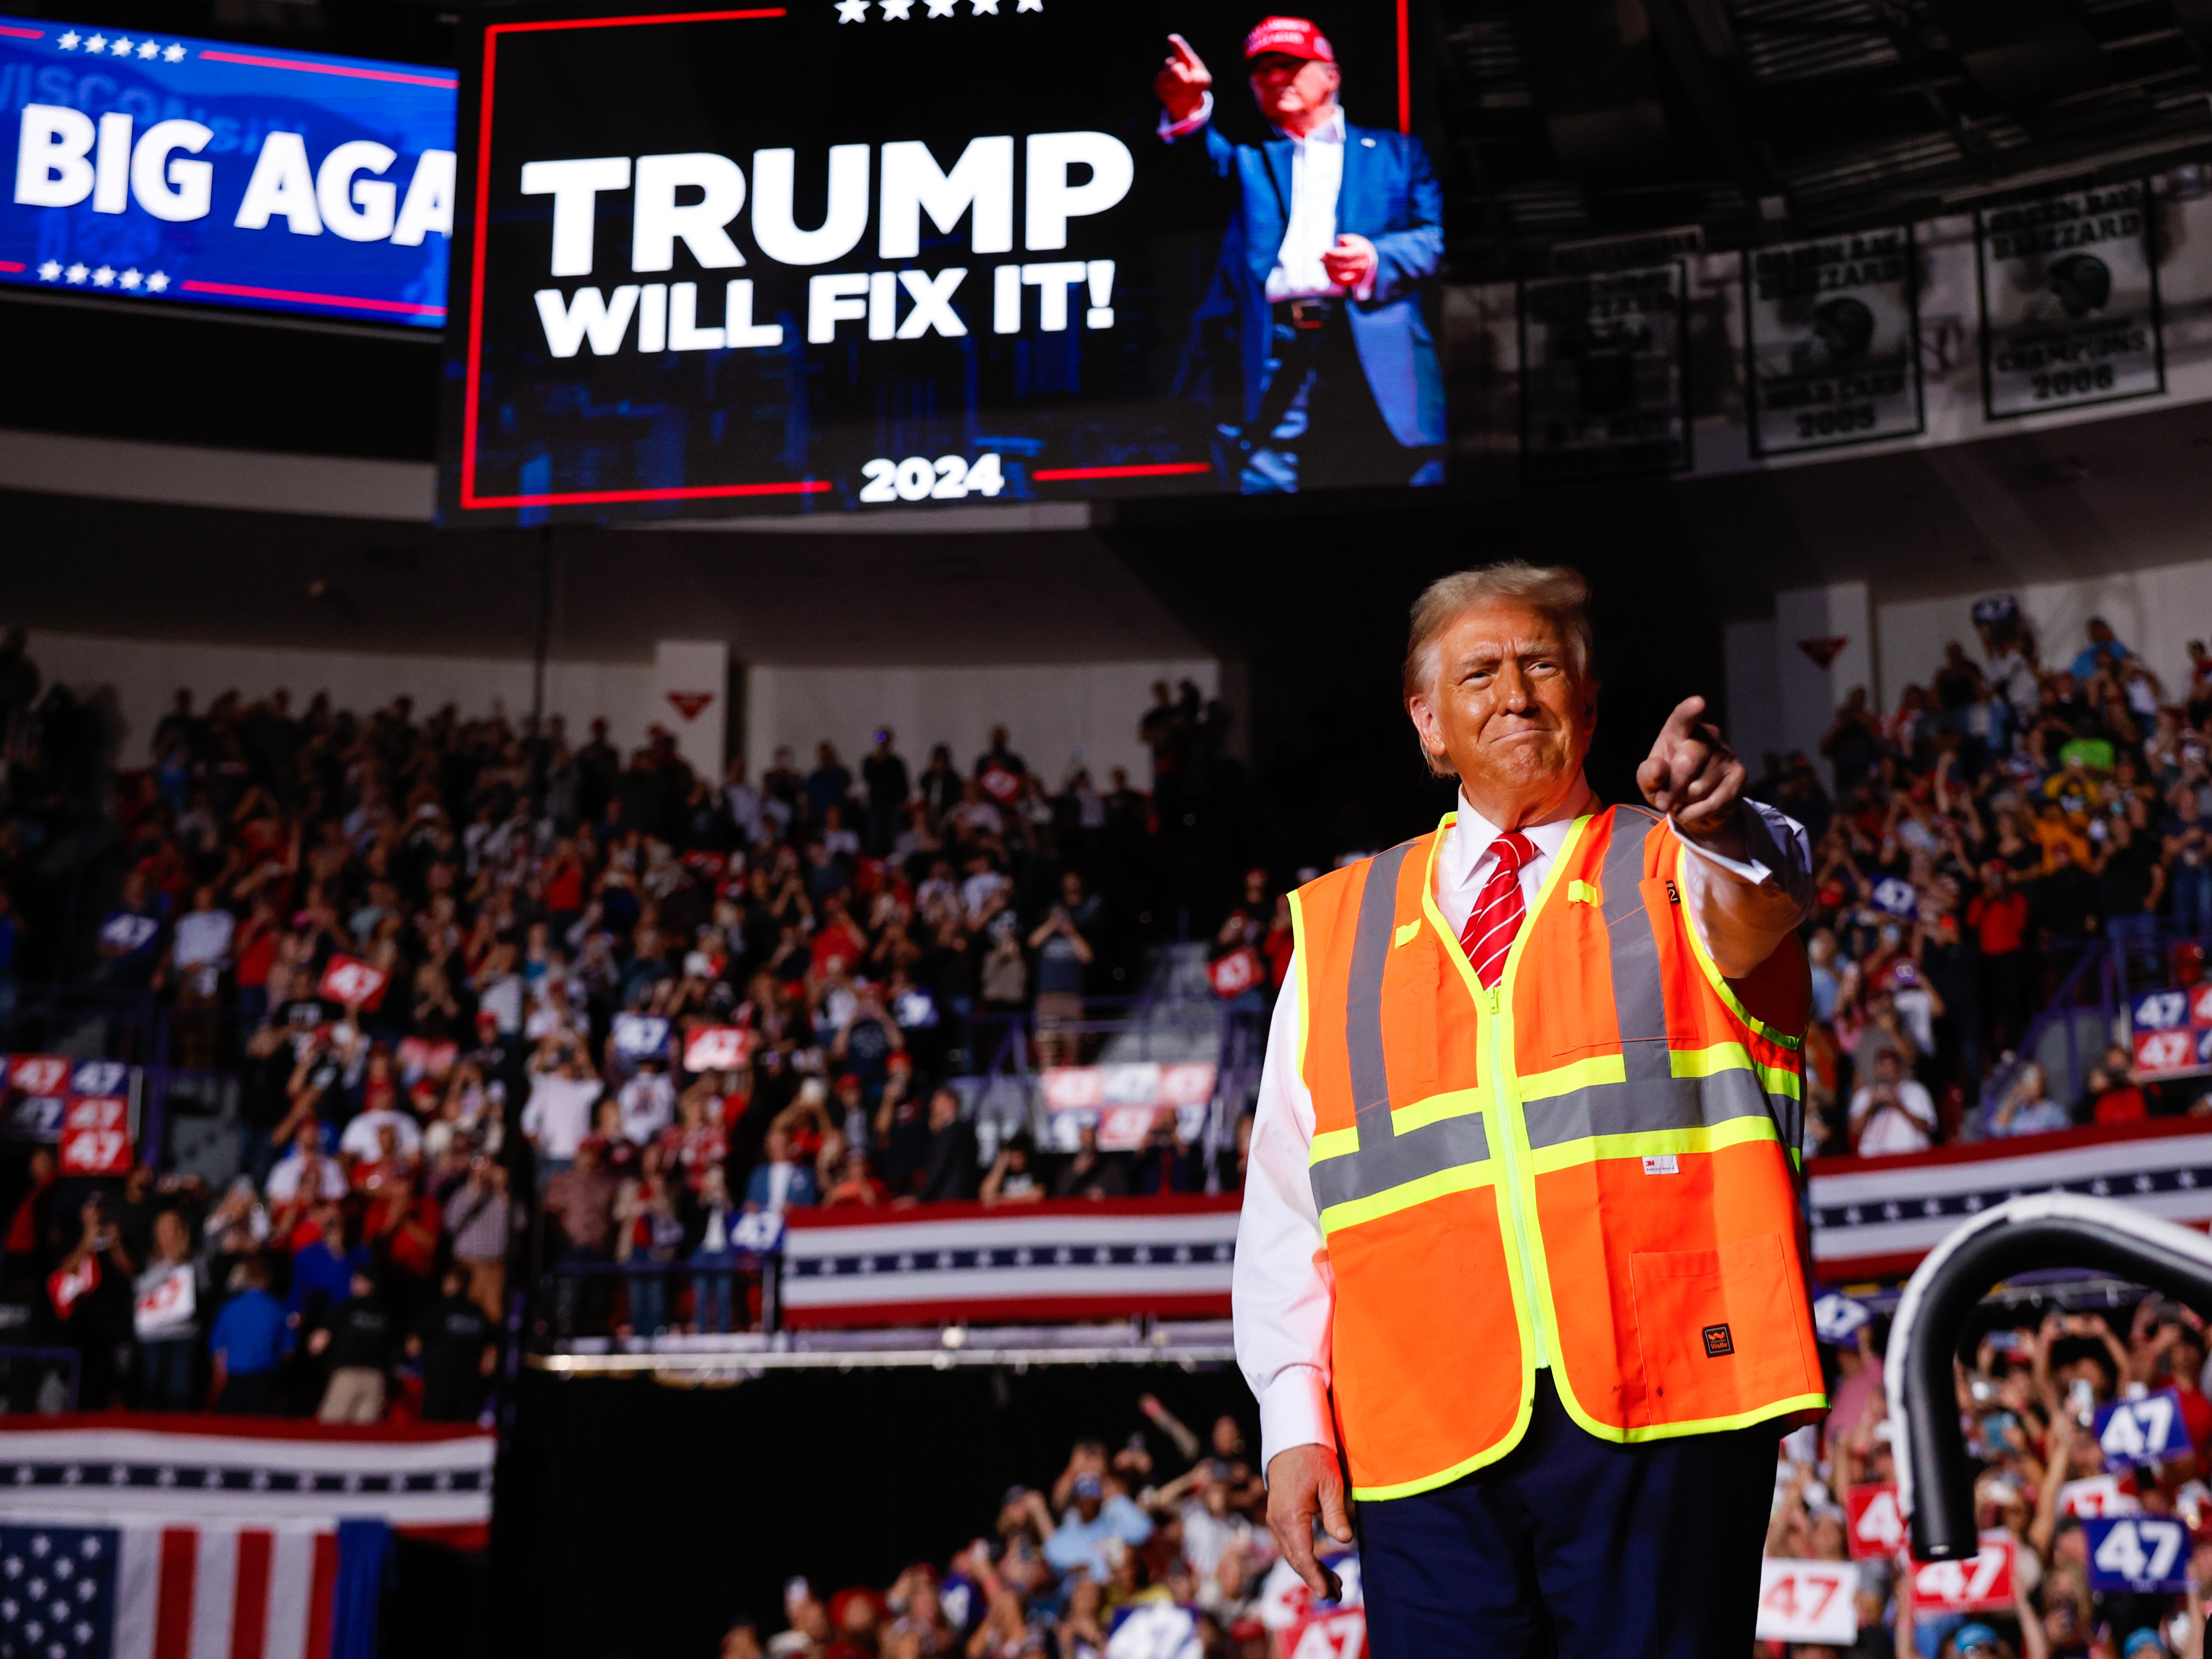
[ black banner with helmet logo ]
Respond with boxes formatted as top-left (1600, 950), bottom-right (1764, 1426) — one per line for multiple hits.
top-left (1976, 179), bottom-right (2163, 420)
top-left (1516, 260), bottom-right (1688, 486)
top-left (1743, 228), bottom-right (1922, 457)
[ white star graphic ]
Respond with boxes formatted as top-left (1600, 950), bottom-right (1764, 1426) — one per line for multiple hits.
top-left (119, 268), bottom-right (141, 289)
top-left (75, 1623), bottom-right (92, 1643)
top-left (79, 1540), bottom-right (98, 1559)
top-left (90, 266), bottom-right (114, 287)
top-left (109, 36), bottom-right (133, 55)
top-left (925, 0), bottom-right (956, 15)
top-left (137, 39), bottom-right (159, 57)
top-left (835, 0), bottom-right (868, 19)
top-left (146, 270), bottom-right (169, 291)
top-left (970, 0), bottom-right (998, 12)
top-left (164, 42), bottom-right (185, 61)
top-left (82, 34), bottom-right (105, 53)
top-left (63, 264), bottom-right (85, 284)
top-left (881, 0), bottom-right (913, 16)
top-left (36, 261), bottom-right (59, 281)
top-left (1017, 0), bottom-right (1041, 11)
top-left (56, 30), bottom-right (78, 48)
top-left (0, 1599), bottom-right (12, 1619)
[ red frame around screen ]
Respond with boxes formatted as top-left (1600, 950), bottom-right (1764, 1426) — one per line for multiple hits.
top-left (457, 3), bottom-right (1417, 511)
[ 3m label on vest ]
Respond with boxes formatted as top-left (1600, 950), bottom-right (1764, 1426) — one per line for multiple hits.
top-left (1703, 1323), bottom-right (1736, 1357)
top-left (1642, 1154), bottom-right (1679, 1175)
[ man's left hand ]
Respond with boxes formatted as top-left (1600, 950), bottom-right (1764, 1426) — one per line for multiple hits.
top-left (1322, 234), bottom-right (1376, 291)
top-left (1638, 696), bottom-right (1747, 858)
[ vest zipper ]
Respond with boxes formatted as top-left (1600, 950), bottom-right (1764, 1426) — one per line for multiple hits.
top-left (1490, 983), bottom-right (1548, 1369)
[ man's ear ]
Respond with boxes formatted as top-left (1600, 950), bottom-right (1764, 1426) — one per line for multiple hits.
top-left (1406, 695), bottom-right (1445, 765)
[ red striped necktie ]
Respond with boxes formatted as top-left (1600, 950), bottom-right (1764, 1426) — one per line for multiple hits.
top-left (1459, 830), bottom-right (1537, 988)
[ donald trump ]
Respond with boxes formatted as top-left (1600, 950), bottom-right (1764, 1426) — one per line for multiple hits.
top-left (1156, 17), bottom-right (1446, 493)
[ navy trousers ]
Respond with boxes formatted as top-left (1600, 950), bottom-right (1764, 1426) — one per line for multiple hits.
top-left (1356, 1372), bottom-right (1778, 1659)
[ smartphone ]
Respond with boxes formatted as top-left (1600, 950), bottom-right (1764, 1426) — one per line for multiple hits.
top-left (2070, 1377), bottom-right (2096, 1425)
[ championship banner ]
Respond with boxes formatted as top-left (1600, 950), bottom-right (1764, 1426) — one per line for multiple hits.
top-left (778, 1196), bottom-right (1237, 1328)
top-left (1743, 229), bottom-right (1921, 455)
top-left (0, 13), bottom-right (455, 328)
top-left (1809, 1118), bottom-right (2212, 1281)
top-left (1977, 179), bottom-right (2162, 419)
top-left (1518, 262), bottom-right (1688, 485)
top-left (440, 0), bottom-right (1440, 523)
top-left (0, 1418), bottom-right (494, 1535)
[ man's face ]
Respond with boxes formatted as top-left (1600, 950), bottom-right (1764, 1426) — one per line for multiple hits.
top-left (1408, 602), bottom-right (1595, 820)
top-left (1248, 52), bottom-right (1339, 125)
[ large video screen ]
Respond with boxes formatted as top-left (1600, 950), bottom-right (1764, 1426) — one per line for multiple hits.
top-left (439, 0), bottom-right (1441, 523)
top-left (0, 14), bottom-right (455, 327)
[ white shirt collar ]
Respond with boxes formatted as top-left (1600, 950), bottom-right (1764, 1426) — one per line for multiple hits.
top-left (1274, 105), bottom-right (1346, 146)
top-left (1439, 776), bottom-right (1595, 897)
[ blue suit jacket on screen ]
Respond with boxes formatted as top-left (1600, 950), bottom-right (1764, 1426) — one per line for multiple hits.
top-left (1177, 115), bottom-right (1445, 449)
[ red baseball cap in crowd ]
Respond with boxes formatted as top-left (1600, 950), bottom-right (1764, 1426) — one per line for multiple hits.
top-left (1244, 15), bottom-right (1334, 62)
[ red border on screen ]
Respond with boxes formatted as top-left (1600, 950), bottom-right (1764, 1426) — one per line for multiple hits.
top-left (182, 278), bottom-right (446, 317)
top-left (458, 4), bottom-right (1415, 511)
top-left (198, 50), bottom-right (460, 89)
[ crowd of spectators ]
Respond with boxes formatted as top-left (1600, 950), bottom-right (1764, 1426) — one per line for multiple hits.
top-left (1770, 609), bottom-right (2212, 1159)
top-left (719, 1395), bottom-right (1298, 1659)
top-left (0, 668), bottom-right (1268, 1402)
top-left (1763, 1297), bottom-right (2212, 1659)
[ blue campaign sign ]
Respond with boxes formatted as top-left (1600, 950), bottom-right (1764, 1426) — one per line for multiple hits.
top-left (2086, 1515), bottom-right (2191, 1593)
top-left (611, 1013), bottom-right (670, 1061)
top-left (2095, 1387), bottom-right (2193, 1468)
top-left (0, 14), bottom-right (454, 326)
top-left (2135, 990), bottom-right (2190, 1031)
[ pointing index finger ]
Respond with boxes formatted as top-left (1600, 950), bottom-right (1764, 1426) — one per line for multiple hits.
top-left (1167, 32), bottom-right (1199, 64)
top-left (1661, 695), bottom-right (1707, 744)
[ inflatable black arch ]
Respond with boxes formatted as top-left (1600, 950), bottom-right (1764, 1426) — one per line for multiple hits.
top-left (1888, 1193), bottom-right (2212, 1560)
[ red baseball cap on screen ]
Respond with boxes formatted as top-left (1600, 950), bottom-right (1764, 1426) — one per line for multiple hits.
top-left (1244, 16), bottom-right (1334, 62)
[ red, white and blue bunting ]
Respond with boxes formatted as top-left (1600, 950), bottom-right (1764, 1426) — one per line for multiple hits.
top-left (1809, 1119), bottom-right (2212, 1282)
top-left (0, 1416), bottom-right (493, 1540)
top-left (778, 1197), bottom-right (1240, 1328)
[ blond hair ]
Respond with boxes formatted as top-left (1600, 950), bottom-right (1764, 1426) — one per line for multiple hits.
top-left (1404, 563), bottom-right (1595, 777)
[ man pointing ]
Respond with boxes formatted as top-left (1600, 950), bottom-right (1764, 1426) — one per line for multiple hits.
top-left (1154, 18), bottom-right (1445, 492)
top-left (1234, 563), bottom-right (1821, 1656)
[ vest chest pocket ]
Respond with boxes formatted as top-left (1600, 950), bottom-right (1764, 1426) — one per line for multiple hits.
top-left (1626, 1232), bottom-right (1816, 1428)
top-left (1379, 931), bottom-right (1441, 1105)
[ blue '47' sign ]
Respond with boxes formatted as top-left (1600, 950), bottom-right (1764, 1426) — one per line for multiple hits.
top-left (2095, 1387), bottom-right (2191, 1468)
top-left (2086, 1515), bottom-right (2191, 1593)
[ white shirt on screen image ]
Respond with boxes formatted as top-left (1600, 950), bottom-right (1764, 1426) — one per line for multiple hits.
top-left (1232, 788), bottom-right (1814, 1470)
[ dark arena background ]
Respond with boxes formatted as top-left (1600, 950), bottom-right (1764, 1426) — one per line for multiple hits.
top-left (5, 0), bottom-right (2212, 1656)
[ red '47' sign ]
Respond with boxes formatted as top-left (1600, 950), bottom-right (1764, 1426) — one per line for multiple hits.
top-left (319, 954), bottom-right (389, 1010)
top-left (1275, 1609), bottom-right (1365, 1659)
top-left (1909, 1540), bottom-right (2016, 1614)
top-left (60, 1096), bottom-right (131, 1175)
top-left (1845, 1483), bottom-right (1905, 1560)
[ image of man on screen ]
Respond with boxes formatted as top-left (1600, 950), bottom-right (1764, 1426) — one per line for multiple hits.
top-left (1156, 17), bottom-right (1445, 493)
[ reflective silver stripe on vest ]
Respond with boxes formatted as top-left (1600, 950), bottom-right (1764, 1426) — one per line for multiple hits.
top-left (1311, 1109), bottom-right (1491, 1211)
top-left (1523, 1067), bottom-right (1771, 1150)
top-left (1343, 840), bottom-right (1415, 1140)
top-left (1310, 840), bottom-right (1493, 1219)
top-left (1520, 809), bottom-right (1792, 1154)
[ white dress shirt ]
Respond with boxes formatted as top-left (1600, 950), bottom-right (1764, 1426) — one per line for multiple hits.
top-left (1232, 787), bottom-right (1814, 1470)
top-left (1158, 95), bottom-right (1375, 302)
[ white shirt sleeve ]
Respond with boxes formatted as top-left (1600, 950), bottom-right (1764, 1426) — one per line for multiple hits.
top-left (1233, 953), bottom-right (1338, 1471)
top-left (1670, 799), bottom-right (1815, 955)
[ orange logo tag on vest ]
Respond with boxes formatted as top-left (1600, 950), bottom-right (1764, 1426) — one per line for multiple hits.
top-left (1702, 1324), bottom-right (1735, 1358)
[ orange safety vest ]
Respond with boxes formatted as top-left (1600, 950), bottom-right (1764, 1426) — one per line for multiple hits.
top-left (1287, 804), bottom-right (1824, 1502)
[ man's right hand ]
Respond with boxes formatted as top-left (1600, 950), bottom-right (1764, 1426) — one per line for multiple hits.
top-left (1266, 1444), bottom-right (1352, 1601)
top-left (1156, 33), bottom-right (1212, 124)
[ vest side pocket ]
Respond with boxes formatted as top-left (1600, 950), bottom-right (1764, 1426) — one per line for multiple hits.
top-left (1625, 1232), bottom-right (1816, 1428)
